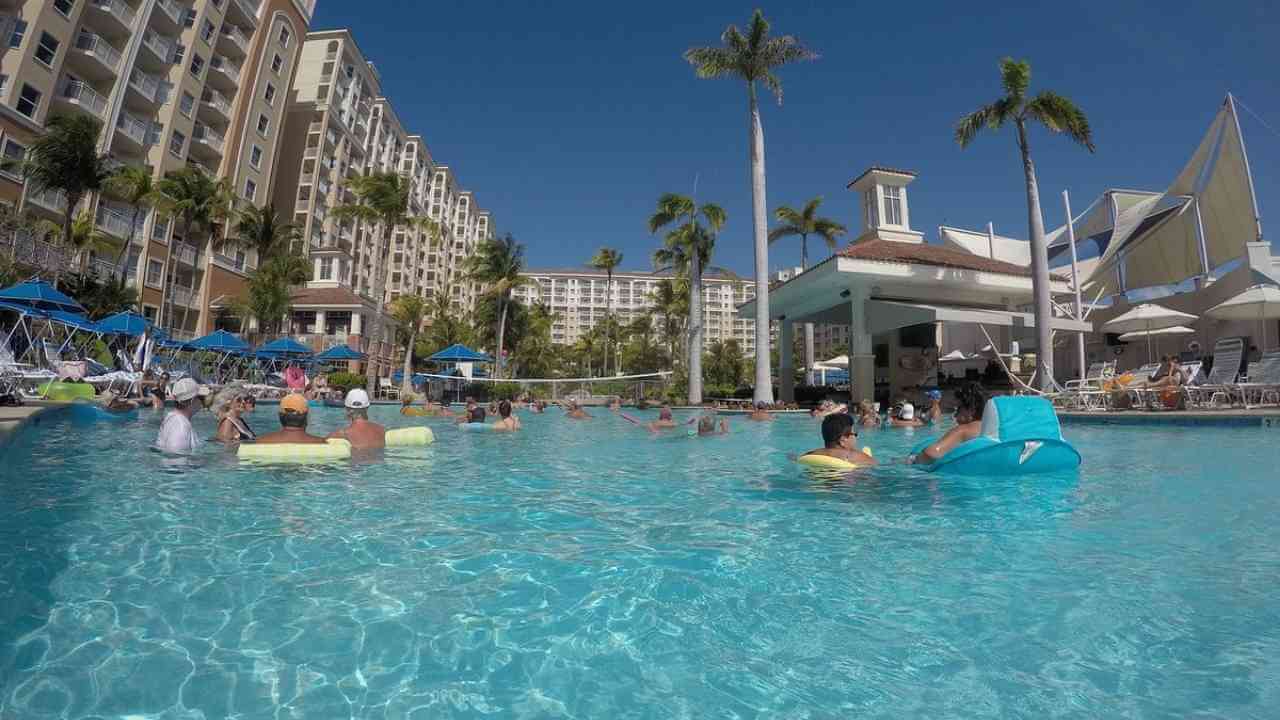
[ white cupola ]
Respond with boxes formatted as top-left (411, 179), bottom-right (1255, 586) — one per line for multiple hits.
top-left (846, 166), bottom-right (925, 244)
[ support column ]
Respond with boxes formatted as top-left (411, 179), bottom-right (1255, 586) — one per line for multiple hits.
top-left (848, 291), bottom-right (876, 405)
top-left (314, 310), bottom-right (326, 337)
top-left (779, 319), bottom-right (795, 403)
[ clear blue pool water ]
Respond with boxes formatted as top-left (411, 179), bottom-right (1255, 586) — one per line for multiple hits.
top-left (1, 405), bottom-right (1278, 718)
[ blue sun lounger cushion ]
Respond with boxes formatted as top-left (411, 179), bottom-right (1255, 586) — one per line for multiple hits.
top-left (917, 396), bottom-right (1080, 475)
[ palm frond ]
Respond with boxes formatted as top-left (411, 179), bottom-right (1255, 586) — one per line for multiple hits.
top-left (954, 102), bottom-right (1009, 148)
top-left (746, 10), bottom-right (769, 52)
top-left (684, 47), bottom-right (739, 80)
top-left (767, 223), bottom-right (800, 244)
top-left (812, 218), bottom-right (848, 249)
top-left (699, 203), bottom-right (726, 232)
top-left (1027, 90), bottom-right (1096, 152)
top-left (999, 57), bottom-right (1031, 102)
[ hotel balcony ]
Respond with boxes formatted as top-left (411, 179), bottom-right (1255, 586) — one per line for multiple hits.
top-left (212, 252), bottom-right (247, 273)
top-left (54, 77), bottom-right (109, 120)
top-left (94, 202), bottom-right (136, 241)
top-left (207, 55), bottom-right (242, 91)
top-left (26, 187), bottom-right (68, 215)
top-left (190, 123), bottom-right (225, 159)
top-left (227, 0), bottom-right (260, 28)
top-left (139, 28), bottom-right (175, 68)
top-left (114, 111), bottom-right (156, 154)
top-left (86, 0), bottom-right (137, 34)
top-left (70, 31), bottom-right (122, 81)
top-left (199, 88), bottom-right (232, 123)
top-left (173, 242), bottom-right (200, 267)
top-left (150, 0), bottom-right (184, 30)
top-left (187, 159), bottom-right (214, 176)
top-left (126, 67), bottom-right (163, 108)
top-left (218, 25), bottom-right (249, 58)
top-left (170, 286), bottom-right (198, 309)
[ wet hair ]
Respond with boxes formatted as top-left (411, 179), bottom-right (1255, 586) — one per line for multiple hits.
top-left (821, 413), bottom-right (856, 447)
top-left (858, 399), bottom-right (876, 416)
top-left (498, 400), bottom-right (512, 418)
top-left (469, 406), bottom-right (486, 423)
top-left (698, 415), bottom-right (716, 434)
top-left (279, 410), bottom-right (308, 428)
top-left (956, 384), bottom-right (988, 421)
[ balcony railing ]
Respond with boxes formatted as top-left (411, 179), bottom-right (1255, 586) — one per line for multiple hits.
top-left (209, 55), bottom-right (242, 82)
top-left (153, 0), bottom-right (184, 25)
top-left (220, 26), bottom-right (249, 55)
top-left (128, 68), bottom-right (162, 103)
top-left (141, 29), bottom-right (175, 63)
top-left (170, 286), bottom-right (194, 308)
top-left (173, 242), bottom-right (199, 266)
top-left (200, 88), bottom-right (231, 116)
top-left (213, 252), bottom-right (246, 272)
top-left (192, 124), bottom-right (225, 153)
top-left (116, 111), bottom-right (154, 146)
top-left (234, 0), bottom-right (261, 23)
top-left (90, 0), bottom-right (137, 28)
top-left (58, 78), bottom-right (109, 118)
top-left (26, 187), bottom-right (68, 213)
top-left (94, 204), bottom-right (135, 239)
top-left (74, 31), bottom-right (122, 72)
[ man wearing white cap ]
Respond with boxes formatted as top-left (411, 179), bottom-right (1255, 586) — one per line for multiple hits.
top-left (888, 400), bottom-right (926, 428)
top-left (154, 378), bottom-right (210, 454)
top-left (327, 388), bottom-right (385, 449)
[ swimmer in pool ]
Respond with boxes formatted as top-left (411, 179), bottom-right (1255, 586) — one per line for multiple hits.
top-left (696, 414), bottom-right (730, 436)
top-left (327, 389), bottom-right (385, 449)
top-left (887, 401), bottom-right (927, 428)
top-left (256, 394), bottom-right (327, 444)
top-left (492, 400), bottom-right (521, 432)
top-left (456, 405), bottom-right (487, 425)
top-left (855, 400), bottom-right (881, 428)
top-left (565, 400), bottom-right (591, 419)
top-left (909, 386), bottom-right (987, 465)
top-left (801, 412), bottom-right (877, 466)
top-left (747, 401), bottom-right (775, 422)
top-left (621, 405), bottom-right (695, 433)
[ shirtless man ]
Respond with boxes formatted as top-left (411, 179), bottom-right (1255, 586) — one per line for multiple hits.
top-left (493, 399), bottom-right (522, 432)
top-left (256, 394), bottom-right (327, 444)
top-left (910, 387), bottom-right (987, 465)
top-left (327, 389), bottom-right (385, 449)
top-left (887, 401), bottom-right (926, 428)
top-left (801, 413), bottom-right (877, 466)
top-left (565, 400), bottom-right (591, 419)
top-left (621, 405), bottom-right (694, 433)
top-left (696, 414), bottom-right (730, 436)
top-left (747, 401), bottom-right (775, 422)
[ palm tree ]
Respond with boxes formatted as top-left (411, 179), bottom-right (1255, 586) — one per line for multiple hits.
top-left (769, 195), bottom-right (847, 382)
top-left (16, 114), bottom-right (117, 288)
top-left (649, 193), bottom-right (726, 404)
top-left (234, 252), bottom-right (310, 339)
top-left (685, 10), bottom-right (816, 403)
top-left (331, 172), bottom-right (424, 387)
top-left (956, 58), bottom-right (1094, 390)
top-left (589, 246), bottom-right (623, 376)
top-left (463, 233), bottom-right (530, 378)
top-left (650, 277), bottom-right (688, 369)
top-left (230, 202), bottom-right (297, 266)
top-left (389, 294), bottom-right (427, 395)
top-left (154, 168), bottom-right (234, 333)
top-left (105, 165), bottom-right (157, 288)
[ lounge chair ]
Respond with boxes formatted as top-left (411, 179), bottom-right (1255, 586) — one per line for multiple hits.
top-left (1186, 338), bottom-right (1245, 408)
top-left (1231, 350), bottom-right (1280, 408)
top-left (378, 376), bottom-right (399, 400)
top-left (1054, 361), bottom-right (1116, 410)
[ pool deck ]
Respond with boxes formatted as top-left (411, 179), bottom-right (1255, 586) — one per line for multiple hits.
top-left (1059, 408), bottom-right (1280, 427)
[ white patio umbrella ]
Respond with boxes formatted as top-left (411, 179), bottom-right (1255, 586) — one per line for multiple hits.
top-left (1102, 303), bottom-right (1199, 362)
top-left (818, 355), bottom-right (849, 369)
top-left (1118, 325), bottom-right (1196, 361)
top-left (938, 349), bottom-right (974, 362)
top-left (1205, 284), bottom-right (1280, 351)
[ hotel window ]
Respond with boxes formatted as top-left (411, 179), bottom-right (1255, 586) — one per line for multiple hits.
top-left (168, 129), bottom-right (186, 157)
top-left (145, 259), bottom-right (164, 287)
top-left (200, 19), bottom-right (215, 45)
top-left (243, 178), bottom-right (256, 201)
top-left (278, 26), bottom-right (291, 48)
top-left (179, 91), bottom-right (195, 117)
top-left (34, 32), bottom-right (59, 66)
top-left (319, 257), bottom-right (333, 280)
top-left (183, 8), bottom-right (196, 27)
top-left (8, 20), bottom-right (25, 49)
top-left (249, 144), bottom-right (262, 169)
top-left (263, 82), bottom-right (276, 105)
top-left (53, 0), bottom-right (74, 17)
top-left (15, 84), bottom-right (40, 118)
top-left (1, 140), bottom-right (25, 179)
top-left (270, 53), bottom-right (283, 74)
top-left (882, 186), bottom-right (903, 226)
top-left (152, 216), bottom-right (170, 242)
top-left (190, 53), bottom-right (205, 77)
top-left (0, 74), bottom-right (8, 98)
top-left (173, 44), bottom-right (185, 65)
top-left (863, 190), bottom-right (878, 228)
top-left (256, 113), bottom-right (269, 136)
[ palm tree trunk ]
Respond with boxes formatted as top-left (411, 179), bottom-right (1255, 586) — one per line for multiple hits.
top-left (175, 230), bottom-right (201, 334)
top-left (800, 233), bottom-right (814, 384)
top-left (115, 204), bottom-right (141, 289)
top-left (54, 200), bottom-right (78, 290)
top-left (401, 329), bottom-right (415, 395)
top-left (1016, 120), bottom-right (1054, 391)
top-left (496, 295), bottom-right (508, 379)
top-left (748, 83), bottom-right (773, 403)
top-left (688, 253), bottom-right (703, 405)
top-left (365, 224), bottom-right (391, 390)
top-left (603, 269), bottom-right (612, 377)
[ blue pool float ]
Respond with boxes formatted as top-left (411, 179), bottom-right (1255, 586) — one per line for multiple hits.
top-left (911, 396), bottom-right (1080, 475)
top-left (458, 422), bottom-right (494, 432)
top-left (68, 402), bottom-right (138, 423)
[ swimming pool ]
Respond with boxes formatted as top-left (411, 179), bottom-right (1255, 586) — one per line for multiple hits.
top-left (1, 406), bottom-right (1277, 717)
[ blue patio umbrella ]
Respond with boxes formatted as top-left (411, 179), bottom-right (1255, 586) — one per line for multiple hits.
top-left (96, 311), bottom-right (152, 337)
top-left (47, 310), bottom-right (101, 333)
top-left (316, 344), bottom-right (366, 361)
top-left (426, 343), bottom-right (494, 363)
top-left (256, 337), bottom-right (314, 358)
top-left (0, 300), bottom-right (49, 318)
top-left (188, 329), bottom-right (250, 353)
top-left (0, 278), bottom-right (85, 313)
top-left (391, 370), bottom-right (429, 384)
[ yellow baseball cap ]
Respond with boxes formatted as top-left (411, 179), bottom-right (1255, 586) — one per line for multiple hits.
top-left (280, 394), bottom-right (309, 414)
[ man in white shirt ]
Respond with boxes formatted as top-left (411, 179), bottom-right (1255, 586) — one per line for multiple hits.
top-left (155, 377), bottom-right (210, 454)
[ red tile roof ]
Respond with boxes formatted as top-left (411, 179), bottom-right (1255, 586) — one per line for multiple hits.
top-left (290, 287), bottom-right (371, 306)
top-left (837, 239), bottom-right (1040, 277)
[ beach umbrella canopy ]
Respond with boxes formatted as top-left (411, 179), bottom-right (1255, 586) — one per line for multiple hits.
top-left (96, 311), bottom-right (152, 337)
top-left (1103, 303), bottom-right (1198, 362)
top-left (316, 344), bottom-right (366, 361)
top-left (1206, 284), bottom-right (1280, 350)
top-left (817, 354), bottom-right (850, 369)
top-left (939, 349), bottom-right (978, 362)
top-left (1117, 325), bottom-right (1196, 342)
top-left (0, 300), bottom-right (48, 318)
top-left (427, 343), bottom-right (494, 363)
top-left (47, 310), bottom-right (100, 333)
top-left (188, 329), bottom-right (249, 353)
top-left (256, 337), bottom-right (314, 358)
top-left (0, 278), bottom-right (85, 313)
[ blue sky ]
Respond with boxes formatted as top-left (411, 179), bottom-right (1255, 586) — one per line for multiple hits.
top-left (311, 1), bottom-right (1280, 275)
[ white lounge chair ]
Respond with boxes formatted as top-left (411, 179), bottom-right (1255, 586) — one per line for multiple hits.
top-left (378, 376), bottom-right (399, 400)
top-left (1186, 338), bottom-right (1244, 408)
top-left (1231, 351), bottom-right (1280, 408)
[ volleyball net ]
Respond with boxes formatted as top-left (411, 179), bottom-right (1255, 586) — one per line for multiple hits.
top-left (409, 371), bottom-right (674, 402)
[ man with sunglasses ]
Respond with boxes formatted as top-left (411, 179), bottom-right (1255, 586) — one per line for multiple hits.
top-left (802, 413), bottom-right (877, 466)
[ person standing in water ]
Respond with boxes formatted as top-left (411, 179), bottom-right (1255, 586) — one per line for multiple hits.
top-left (802, 413), bottom-right (877, 466)
top-left (256, 394), bottom-right (327, 444)
top-left (328, 389), bottom-right (386, 449)
top-left (493, 400), bottom-right (521, 432)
